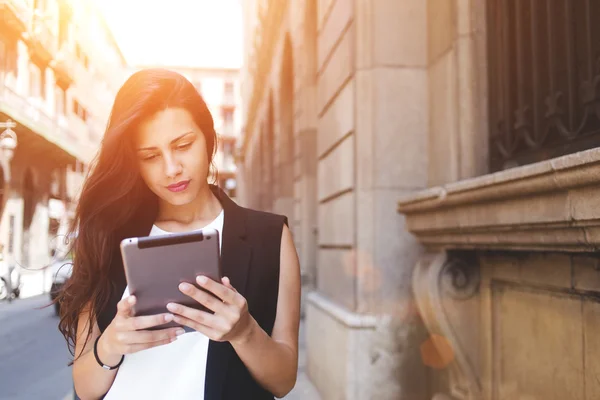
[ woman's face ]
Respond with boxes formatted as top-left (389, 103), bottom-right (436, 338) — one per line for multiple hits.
top-left (135, 107), bottom-right (210, 207)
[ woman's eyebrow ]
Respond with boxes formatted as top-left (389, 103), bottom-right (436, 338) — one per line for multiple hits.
top-left (137, 131), bottom-right (195, 151)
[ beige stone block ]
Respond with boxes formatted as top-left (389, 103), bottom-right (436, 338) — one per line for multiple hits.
top-left (318, 0), bottom-right (335, 31)
top-left (456, 33), bottom-right (488, 179)
top-left (428, 0), bottom-right (456, 63)
top-left (487, 253), bottom-right (572, 288)
top-left (355, 189), bottom-right (375, 312)
top-left (289, 0), bottom-right (306, 36)
top-left (306, 301), bottom-right (348, 400)
top-left (584, 300), bottom-right (600, 399)
top-left (318, 78), bottom-right (355, 156)
top-left (294, 152), bottom-right (302, 178)
top-left (568, 186), bottom-right (600, 221)
top-left (318, 26), bottom-right (354, 115)
top-left (373, 0), bottom-right (427, 68)
top-left (487, 255), bottom-right (520, 283)
top-left (318, 135), bottom-right (354, 201)
top-left (317, 249), bottom-right (357, 310)
top-left (318, 191), bottom-right (354, 246)
top-left (273, 196), bottom-right (295, 223)
top-left (306, 293), bottom-right (417, 399)
top-left (573, 256), bottom-right (600, 292)
top-left (428, 49), bottom-right (459, 186)
top-left (318, 0), bottom-right (353, 72)
top-left (354, 70), bottom-right (375, 190)
top-left (370, 190), bottom-right (421, 314)
top-left (518, 253), bottom-right (572, 289)
top-left (415, 193), bottom-right (570, 233)
top-left (294, 180), bottom-right (302, 221)
top-left (372, 68), bottom-right (428, 189)
top-left (355, 0), bottom-right (427, 69)
top-left (493, 287), bottom-right (584, 400)
top-left (355, 189), bottom-right (422, 314)
top-left (456, 0), bottom-right (474, 35)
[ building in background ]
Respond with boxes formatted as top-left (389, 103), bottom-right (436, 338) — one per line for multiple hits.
top-left (240, 0), bottom-right (600, 399)
top-left (132, 65), bottom-right (242, 200)
top-left (0, 0), bottom-right (128, 295)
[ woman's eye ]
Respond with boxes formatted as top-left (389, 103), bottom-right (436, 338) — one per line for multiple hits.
top-left (177, 143), bottom-right (192, 150)
top-left (142, 154), bottom-right (159, 161)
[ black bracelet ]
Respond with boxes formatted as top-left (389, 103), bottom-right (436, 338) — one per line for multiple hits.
top-left (94, 335), bottom-right (124, 370)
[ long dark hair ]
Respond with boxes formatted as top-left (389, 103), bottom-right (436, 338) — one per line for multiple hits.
top-left (56, 68), bottom-right (218, 359)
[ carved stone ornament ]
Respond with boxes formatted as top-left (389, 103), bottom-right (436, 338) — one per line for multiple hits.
top-left (413, 252), bottom-right (483, 400)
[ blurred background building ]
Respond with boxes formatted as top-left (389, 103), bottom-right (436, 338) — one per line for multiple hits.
top-left (240, 0), bottom-right (600, 399)
top-left (0, 0), bottom-right (128, 295)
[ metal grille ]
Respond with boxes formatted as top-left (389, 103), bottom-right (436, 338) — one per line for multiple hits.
top-left (488, 0), bottom-right (600, 171)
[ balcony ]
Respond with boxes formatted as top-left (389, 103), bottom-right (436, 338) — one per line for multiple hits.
top-left (220, 122), bottom-right (236, 138)
top-left (0, 0), bottom-right (30, 40)
top-left (26, 16), bottom-right (57, 67)
top-left (0, 82), bottom-right (85, 162)
top-left (222, 91), bottom-right (235, 107)
top-left (50, 46), bottom-right (76, 89)
top-left (66, 166), bottom-right (85, 202)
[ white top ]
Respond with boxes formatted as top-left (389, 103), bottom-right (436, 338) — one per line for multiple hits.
top-left (104, 210), bottom-right (224, 400)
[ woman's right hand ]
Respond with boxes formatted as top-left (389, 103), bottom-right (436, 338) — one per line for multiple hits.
top-left (97, 295), bottom-right (184, 365)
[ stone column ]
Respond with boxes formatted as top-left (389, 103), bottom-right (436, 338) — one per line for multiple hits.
top-left (305, 0), bottom-right (430, 398)
top-left (353, 0), bottom-right (429, 397)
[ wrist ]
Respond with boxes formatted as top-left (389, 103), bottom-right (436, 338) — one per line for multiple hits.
top-left (97, 334), bottom-right (123, 367)
top-left (231, 316), bottom-right (258, 347)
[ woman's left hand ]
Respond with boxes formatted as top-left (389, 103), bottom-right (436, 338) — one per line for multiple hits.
top-left (166, 276), bottom-right (255, 344)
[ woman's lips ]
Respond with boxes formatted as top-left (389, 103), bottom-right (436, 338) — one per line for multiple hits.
top-left (167, 180), bottom-right (190, 192)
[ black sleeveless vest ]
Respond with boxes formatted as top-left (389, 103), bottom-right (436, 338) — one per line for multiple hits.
top-left (95, 185), bottom-right (287, 399)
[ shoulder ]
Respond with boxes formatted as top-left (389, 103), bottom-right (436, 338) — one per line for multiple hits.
top-left (238, 206), bottom-right (288, 230)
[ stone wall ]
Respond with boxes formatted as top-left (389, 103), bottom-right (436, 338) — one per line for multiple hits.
top-left (426, 0), bottom-right (489, 186)
top-left (241, 0), bottom-right (433, 398)
top-left (479, 252), bottom-right (600, 399)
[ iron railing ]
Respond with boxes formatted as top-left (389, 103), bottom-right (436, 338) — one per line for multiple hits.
top-left (488, 0), bottom-right (600, 171)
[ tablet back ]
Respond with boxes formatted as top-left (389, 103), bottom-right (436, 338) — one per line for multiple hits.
top-left (120, 228), bottom-right (221, 328)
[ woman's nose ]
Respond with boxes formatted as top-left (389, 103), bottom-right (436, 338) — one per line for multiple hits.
top-left (164, 155), bottom-right (182, 177)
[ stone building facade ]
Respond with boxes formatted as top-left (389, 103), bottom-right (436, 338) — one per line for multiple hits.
top-left (0, 0), bottom-right (128, 295)
top-left (240, 0), bottom-right (600, 399)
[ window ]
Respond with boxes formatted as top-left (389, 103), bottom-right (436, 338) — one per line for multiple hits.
top-left (222, 108), bottom-right (234, 125)
top-left (222, 141), bottom-right (233, 156)
top-left (55, 86), bottom-right (66, 116)
top-left (0, 40), bottom-right (15, 75)
top-left (487, 0), bottom-right (600, 172)
top-left (72, 99), bottom-right (88, 121)
top-left (224, 81), bottom-right (234, 95)
top-left (29, 64), bottom-right (42, 98)
top-left (75, 43), bottom-right (89, 68)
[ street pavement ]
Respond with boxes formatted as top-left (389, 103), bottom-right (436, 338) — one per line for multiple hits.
top-left (0, 295), bottom-right (321, 400)
top-left (0, 295), bottom-right (72, 400)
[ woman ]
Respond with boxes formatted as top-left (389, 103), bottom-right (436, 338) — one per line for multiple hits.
top-left (57, 69), bottom-right (301, 399)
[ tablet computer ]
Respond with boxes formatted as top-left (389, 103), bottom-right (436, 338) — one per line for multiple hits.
top-left (120, 228), bottom-right (221, 329)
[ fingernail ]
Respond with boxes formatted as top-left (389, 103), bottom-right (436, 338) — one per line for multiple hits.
top-left (176, 329), bottom-right (185, 336)
top-left (197, 276), bottom-right (208, 285)
top-left (166, 303), bottom-right (177, 312)
top-left (165, 313), bottom-right (174, 322)
top-left (179, 283), bottom-right (190, 291)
